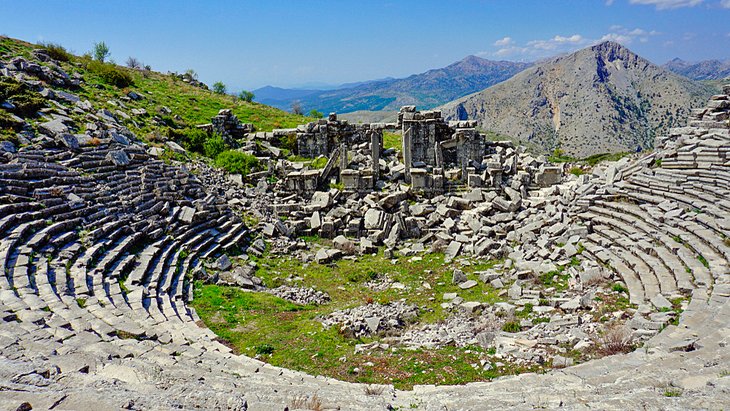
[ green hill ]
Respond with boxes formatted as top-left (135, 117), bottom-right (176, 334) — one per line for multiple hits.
top-left (0, 36), bottom-right (308, 147)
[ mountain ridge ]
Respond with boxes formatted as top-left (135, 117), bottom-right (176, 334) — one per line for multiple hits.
top-left (440, 41), bottom-right (717, 157)
top-left (662, 57), bottom-right (730, 80)
top-left (255, 55), bottom-right (531, 114)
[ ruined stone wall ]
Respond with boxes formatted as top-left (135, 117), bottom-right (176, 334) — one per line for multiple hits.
top-left (210, 109), bottom-right (254, 147)
top-left (296, 113), bottom-right (373, 158)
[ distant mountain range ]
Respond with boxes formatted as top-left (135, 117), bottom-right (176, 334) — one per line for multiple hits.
top-left (253, 56), bottom-right (531, 114)
top-left (662, 58), bottom-right (730, 81)
top-left (440, 42), bottom-right (717, 158)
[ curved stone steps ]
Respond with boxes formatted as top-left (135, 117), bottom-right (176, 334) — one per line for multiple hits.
top-left (593, 200), bottom-right (716, 289)
top-left (583, 204), bottom-right (701, 292)
top-left (582, 239), bottom-right (646, 303)
top-left (584, 213), bottom-right (679, 296)
top-left (619, 179), bottom-right (729, 236)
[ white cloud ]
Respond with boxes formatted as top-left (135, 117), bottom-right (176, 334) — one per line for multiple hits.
top-left (605, 0), bottom-right (615, 5)
top-left (479, 26), bottom-right (660, 60)
top-left (721, 0), bottom-right (730, 7)
top-left (527, 34), bottom-right (588, 51)
top-left (628, 0), bottom-right (703, 9)
top-left (494, 37), bottom-right (514, 47)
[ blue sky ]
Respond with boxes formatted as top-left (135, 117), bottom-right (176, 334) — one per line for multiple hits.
top-left (1, 0), bottom-right (728, 91)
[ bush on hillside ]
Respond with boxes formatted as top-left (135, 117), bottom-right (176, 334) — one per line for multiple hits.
top-left (0, 78), bottom-right (46, 117)
top-left (178, 127), bottom-right (208, 154)
top-left (39, 42), bottom-right (72, 62)
top-left (214, 150), bottom-right (260, 176)
top-left (204, 133), bottom-right (227, 158)
top-left (87, 60), bottom-right (133, 88)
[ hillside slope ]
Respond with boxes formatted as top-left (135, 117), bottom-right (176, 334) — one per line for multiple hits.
top-left (440, 42), bottom-right (716, 157)
top-left (259, 56), bottom-right (531, 114)
top-left (0, 36), bottom-right (308, 145)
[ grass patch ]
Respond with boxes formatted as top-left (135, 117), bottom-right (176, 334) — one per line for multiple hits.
top-left (502, 321), bottom-right (521, 333)
top-left (569, 167), bottom-right (585, 176)
top-left (190, 251), bottom-right (525, 388)
top-left (383, 131), bottom-right (401, 150)
top-left (310, 156), bottom-right (328, 169)
top-left (697, 254), bottom-right (709, 269)
top-left (214, 150), bottom-right (260, 175)
top-left (663, 388), bottom-right (682, 397)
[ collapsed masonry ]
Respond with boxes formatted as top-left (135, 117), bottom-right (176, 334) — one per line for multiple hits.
top-left (279, 106), bottom-right (561, 196)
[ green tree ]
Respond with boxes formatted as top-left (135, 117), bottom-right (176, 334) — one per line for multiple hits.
top-left (238, 90), bottom-right (255, 102)
top-left (212, 81), bottom-right (226, 95)
top-left (92, 41), bottom-right (110, 62)
top-left (308, 109), bottom-right (323, 118)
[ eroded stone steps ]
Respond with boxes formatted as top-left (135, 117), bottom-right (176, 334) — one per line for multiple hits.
top-left (582, 239), bottom-right (646, 303)
top-left (593, 200), bottom-right (717, 288)
top-left (582, 207), bottom-right (696, 293)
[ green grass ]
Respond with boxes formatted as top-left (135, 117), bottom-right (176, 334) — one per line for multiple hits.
top-left (569, 167), bottom-right (585, 176)
top-left (663, 388), bottom-right (682, 397)
top-left (190, 250), bottom-right (531, 389)
top-left (548, 148), bottom-right (632, 167)
top-left (611, 283), bottom-right (628, 294)
top-left (383, 131), bottom-right (401, 150)
top-left (697, 254), bottom-right (709, 269)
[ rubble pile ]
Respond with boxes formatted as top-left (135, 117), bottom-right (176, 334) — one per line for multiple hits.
top-left (320, 302), bottom-right (419, 338)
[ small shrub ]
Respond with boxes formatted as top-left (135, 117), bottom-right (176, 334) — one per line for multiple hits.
top-left (363, 385), bottom-right (385, 396)
top-left (0, 77), bottom-right (46, 117)
top-left (598, 325), bottom-right (633, 355)
top-left (179, 127), bottom-right (209, 154)
top-left (611, 283), bottom-right (628, 294)
top-left (125, 56), bottom-right (142, 69)
top-left (39, 42), bottom-right (71, 62)
top-left (87, 60), bottom-right (133, 88)
top-left (502, 321), bottom-right (521, 333)
top-left (310, 156), bottom-right (328, 169)
top-left (255, 343), bottom-right (275, 355)
top-left (289, 394), bottom-right (323, 411)
top-left (204, 133), bottom-right (227, 158)
top-left (291, 100), bottom-right (303, 115)
top-left (76, 298), bottom-right (87, 308)
top-left (280, 133), bottom-right (298, 153)
top-left (214, 150), bottom-right (260, 176)
top-left (516, 303), bottom-right (533, 318)
top-left (308, 109), bottom-right (323, 118)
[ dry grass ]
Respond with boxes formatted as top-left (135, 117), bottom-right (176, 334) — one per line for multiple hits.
top-left (597, 325), bottom-right (634, 355)
top-left (288, 394), bottom-right (323, 411)
top-left (363, 384), bottom-right (385, 396)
